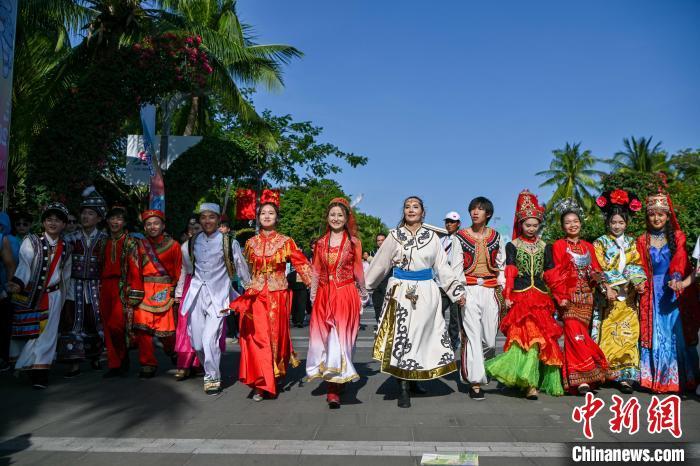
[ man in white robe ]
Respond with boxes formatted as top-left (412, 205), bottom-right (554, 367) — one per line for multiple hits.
top-left (8, 203), bottom-right (73, 389)
top-left (176, 203), bottom-right (250, 395)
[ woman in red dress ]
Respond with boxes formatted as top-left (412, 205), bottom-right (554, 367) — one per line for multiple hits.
top-left (306, 198), bottom-right (367, 408)
top-left (229, 196), bottom-right (311, 401)
top-left (546, 199), bottom-right (608, 394)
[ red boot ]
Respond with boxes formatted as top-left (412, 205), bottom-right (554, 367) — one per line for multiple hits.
top-left (326, 382), bottom-right (341, 409)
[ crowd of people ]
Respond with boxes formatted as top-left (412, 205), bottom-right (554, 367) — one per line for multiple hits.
top-left (0, 186), bottom-right (698, 410)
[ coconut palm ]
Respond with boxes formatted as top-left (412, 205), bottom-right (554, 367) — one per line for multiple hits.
top-left (536, 142), bottom-right (605, 210)
top-left (160, 0), bottom-right (302, 135)
top-left (607, 136), bottom-right (669, 174)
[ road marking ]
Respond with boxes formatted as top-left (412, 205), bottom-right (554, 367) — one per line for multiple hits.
top-left (1, 437), bottom-right (698, 458)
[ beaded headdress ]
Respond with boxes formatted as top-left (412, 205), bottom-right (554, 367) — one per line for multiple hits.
top-left (41, 202), bottom-right (70, 223)
top-left (80, 186), bottom-right (107, 218)
top-left (512, 189), bottom-right (544, 239)
top-left (553, 197), bottom-right (584, 220)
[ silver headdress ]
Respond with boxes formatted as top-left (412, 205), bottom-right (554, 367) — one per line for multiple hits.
top-left (553, 197), bottom-right (584, 219)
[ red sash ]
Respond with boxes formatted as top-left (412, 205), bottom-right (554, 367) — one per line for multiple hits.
top-left (38, 240), bottom-right (65, 311)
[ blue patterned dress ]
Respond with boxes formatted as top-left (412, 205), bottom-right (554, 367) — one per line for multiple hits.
top-left (639, 245), bottom-right (694, 392)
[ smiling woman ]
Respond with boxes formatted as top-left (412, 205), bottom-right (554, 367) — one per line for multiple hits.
top-left (546, 199), bottom-right (608, 395)
top-left (365, 196), bottom-right (466, 409)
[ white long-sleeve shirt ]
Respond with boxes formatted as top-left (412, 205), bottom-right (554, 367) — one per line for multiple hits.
top-left (176, 231), bottom-right (250, 316)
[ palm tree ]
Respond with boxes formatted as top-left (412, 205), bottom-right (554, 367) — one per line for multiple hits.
top-left (160, 0), bottom-right (302, 135)
top-left (536, 142), bottom-right (604, 210)
top-left (607, 136), bottom-right (669, 174)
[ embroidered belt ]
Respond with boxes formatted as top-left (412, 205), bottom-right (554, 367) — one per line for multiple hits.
top-left (144, 276), bottom-right (172, 284)
top-left (392, 267), bottom-right (433, 281)
top-left (39, 283), bottom-right (61, 294)
top-left (465, 275), bottom-right (498, 287)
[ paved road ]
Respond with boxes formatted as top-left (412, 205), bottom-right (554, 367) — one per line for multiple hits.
top-left (2, 313), bottom-right (699, 465)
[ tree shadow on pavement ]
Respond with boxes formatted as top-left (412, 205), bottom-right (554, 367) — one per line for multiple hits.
top-left (0, 349), bottom-right (195, 446)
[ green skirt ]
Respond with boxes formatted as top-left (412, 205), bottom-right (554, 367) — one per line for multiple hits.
top-left (485, 343), bottom-right (564, 396)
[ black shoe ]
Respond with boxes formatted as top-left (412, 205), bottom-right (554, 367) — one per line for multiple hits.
top-left (469, 386), bottom-right (485, 400)
top-left (619, 382), bottom-right (634, 394)
top-left (119, 358), bottom-right (130, 376)
top-left (91, 359), bottom-right (102, 370)
top-left (0, 360), bottom-right (11, 372)
top-left (577, 384), bottom-right (591, 395)
top-left (103, 368), bottom-right (123, 379)
top-left (64, 368), bottom-right (81, 379)
top-left (408, 381), bottom-right (428, 395)
top-left (397, 380), bottom-right (411, 408)
top-left (31, 369), bottom-right (49, 389)
top-left (139, 368), bottom-right (156, 379)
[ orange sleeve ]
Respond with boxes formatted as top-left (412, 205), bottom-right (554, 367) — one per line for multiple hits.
top-left (127, 239), bottom-right (145, 306)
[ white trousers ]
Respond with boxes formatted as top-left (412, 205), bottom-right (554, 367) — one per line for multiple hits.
top-left (459, 285), bottom-right (499, 384)
top-left (187, 287), bottom-right (224, 382)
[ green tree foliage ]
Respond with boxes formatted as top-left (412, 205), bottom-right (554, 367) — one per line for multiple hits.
top-left (599, 171), bottom-right (666, 239)
top-left (27, 34), bottom-right (211, 209)
top-left (162, 0), bottom-right (302, 135)
top-left (536, 142), bottom-right (604, 211)
top-left (164, 137), bottom-right (254, 235)
top-left (214, 109), bottom-right (368, 185)
top-left (607, 136), bottom-right (669, 174)
top-left (669, 149), bottom-right (700, 181)
top-left (277, 179), bottom-right (386, 254)
top-left (11, 0), bottom-right (300, 213)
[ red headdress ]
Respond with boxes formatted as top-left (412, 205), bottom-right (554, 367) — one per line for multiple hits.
top-left (327, 197), bottom-right (358, 239)
top-left (646, 192), bottom-right (680, 231)
top-left (141, 209), bottom-right (165, 222)
top-left (595, 189), bottom-right (642, 217)
top-left (512, 189), bottom-right (545, 239)
top-left (260, 189), bottom-right (280, 208)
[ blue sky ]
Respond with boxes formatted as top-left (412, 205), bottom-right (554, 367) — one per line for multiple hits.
top-left (239, 0), bottom-right (700, 231)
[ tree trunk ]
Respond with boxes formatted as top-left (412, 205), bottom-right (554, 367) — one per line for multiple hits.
top-left (183, 95), bottom-right (199, 136)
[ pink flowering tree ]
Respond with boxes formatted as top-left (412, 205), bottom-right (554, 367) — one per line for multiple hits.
top-left (27, 33), bottom-right (213, 208)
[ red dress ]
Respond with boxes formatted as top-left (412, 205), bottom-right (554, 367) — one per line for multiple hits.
top-left (306, 232), bottom-right (365, 384)
top-left (100, 232), bottom-right (142, 369)
top-left (546, 238), bottom-right (609, 392)
top-left (230, 231), bottom-right (311, 396)
top-left (132, 234), bottom-right (182, 367)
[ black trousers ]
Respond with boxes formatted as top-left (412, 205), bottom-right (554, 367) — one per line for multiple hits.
top-left (440, 290), bottom-right (461, 351)
top-left (0, 297), bottom-right (12, 362)
top-left (291, 287), bottom-right (309, 326)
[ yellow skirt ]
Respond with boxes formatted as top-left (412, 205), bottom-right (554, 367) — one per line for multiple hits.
top-left (599, 298), bottom-right (640, 382)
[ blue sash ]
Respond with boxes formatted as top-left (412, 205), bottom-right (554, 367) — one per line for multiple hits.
top-left (392, 267), bottom-right (433, 281)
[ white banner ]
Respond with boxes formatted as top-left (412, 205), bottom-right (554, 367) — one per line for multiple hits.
top-left (125, 134), bottom-right (202, 185)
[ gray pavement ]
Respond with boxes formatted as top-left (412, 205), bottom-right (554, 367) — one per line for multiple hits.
top-left (1, 313), bottom-right (699, 465)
